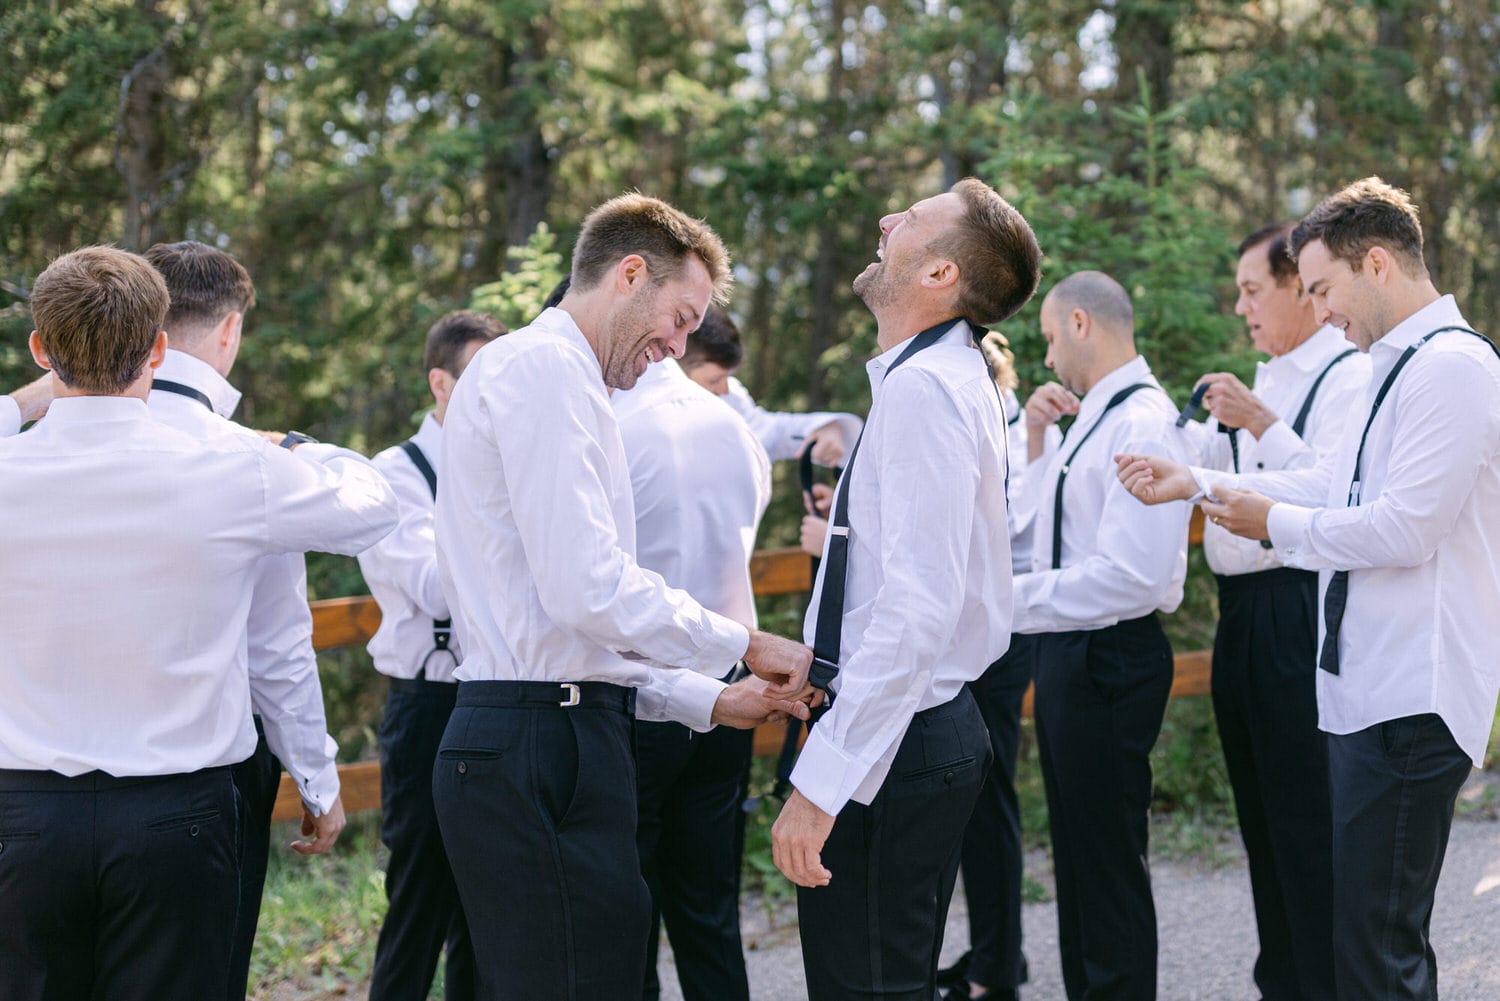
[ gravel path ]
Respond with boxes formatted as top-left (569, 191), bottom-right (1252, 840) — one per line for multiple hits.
top-left (660, 815), bottom-right (1500, 1001)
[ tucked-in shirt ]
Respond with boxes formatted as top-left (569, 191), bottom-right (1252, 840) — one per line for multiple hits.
top-left (359, 412), bottom-right (464, 682)
top-left (792, 321), bottom-right (1012, 816)
top-left (1, 393), bottom-right (21, 437)
top-left (0, 395), bottom-right (397, 777)
top-left (1194, 296), bottom-right (1500, 765)
top-left (723, 376), bottom-right (864, 463)
top-left (435, 308), bottom-right (751, 731)
top-left (1184, 325), bottom-right (1371, 575)
top-left (1013, 356), bottom-right (1191, 634)
top-left (148, 350), bottom-right (342, 813)
top-left (613, 358), bottom-right (772, 635)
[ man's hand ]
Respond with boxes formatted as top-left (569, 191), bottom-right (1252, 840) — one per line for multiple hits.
top-left (772, 789), bottom-right (835, 887)
top-left (291, 795), bottom-right (346, 856)
top-left (800, 515), bottom-right (828, 557)
top-left (1025, 383), bottom-right (1079, 462)
top-left (9, 374), bottom-right (54, 424)
top-left (745, 630), bottom-right (813, 696)
top-left (257, 430), bottom-right (288, 446)
top-left (801, 421), bottom-right (848, 467)
top-left (1200, 486), bottom-right (1274, 541)
top-left (1114, 453), bottom-right (1197, 506)
top-left (804, 482), bottom-right (833, 518)
top-left (1195, 373), bottom-right (1276, 438)
top-left (711, 677), bottom-right (815, 729)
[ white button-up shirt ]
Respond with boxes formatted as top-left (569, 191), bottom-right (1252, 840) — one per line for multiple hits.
top-left (1186, 325), bottom-right (1371, 575)
top-left (148, 350), bottom-right (343, 812)
top-left (0, 394), bottom-right (21, 437)
top-left (1013, 356), bottom-right (1191, 634)
top-left (792, 321), bottom-right (1012, 816)
top-left (0, 394), bottom-right (396, 778)
top-left (358, 413), bottom-right (464, 682)
top-left (1197, 296), bottom-right (1500, 764)
top-left (613, 359), bottom-right (771, 635)
top-left (1002, 389), bottom-right (1061, 574)
top-left (435, 308), bottom-right (751, 731)
top-left (723, 376), bottom-right (863, 463)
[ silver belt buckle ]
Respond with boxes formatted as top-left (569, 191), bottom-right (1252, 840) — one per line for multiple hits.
top-left (558, 682), bottom-right (581, 708)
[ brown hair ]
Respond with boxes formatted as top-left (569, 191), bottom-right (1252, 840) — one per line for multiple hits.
top-left (1289, 177), bottom-right (1427, 278)
top-left (425, 310), bottom-right (505, 375)
top-left (680, 304), bottom-right (744, 371)
top-left (31, 246), bottom-right (169, 394)
top-left (931, 178), bottom-right (1042, 328)
top-left (570, 193), bottom-right (732, 304)
top-left (1237, 222), bottom-right (1299, 287)
top-left (143, 241), bottom-right (256, 343)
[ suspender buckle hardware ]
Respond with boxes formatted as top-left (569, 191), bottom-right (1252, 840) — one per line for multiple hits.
top-left (558, 683), bottom-right (581, 708)
top-left (829, 525), bottom-right (850, 538)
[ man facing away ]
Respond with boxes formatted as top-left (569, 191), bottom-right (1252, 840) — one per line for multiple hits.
top-left (431, 193), bottom-right (815, 1001)
top-left (359, 310), bottom-right (502, 1001)
top-left (770, 177), bottom-right (1041, 1001)
top-left (0, 246), bottom-right (396, 1001)
top-left (611, 312), bottom-right (773, 1001)
top-left (141, 239), bottom-right (352, 1000)
top-left (1012, 271), bottom-right (1192, 1001)
top-left (1179, 223), bottom-right (1369, 1001)
top-left (1118, 176), bottom-right (1500, 1001)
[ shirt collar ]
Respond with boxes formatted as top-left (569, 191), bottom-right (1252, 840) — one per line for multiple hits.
top-left (39, 395), bottom-right (151, 425)
top-left (1076, 355), bottom-right (1153, 425)
top-left (1373, 294), bottom-right (1465, 356)
top-left (153, 350), bottom-right (242, 418)
top-left (865, 319), bottom-right (975, 396)
top-left (412, 410), bottom-right (443, 461)
top-left (536, 307), bottom-right (604, 377)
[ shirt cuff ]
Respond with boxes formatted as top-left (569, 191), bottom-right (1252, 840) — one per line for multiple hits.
top-left (1189, 465), bottom-right (1235, 503)
top-left (636, 668), bottom-right (727, 732)
top-left (789, 723), bottom-right (861, 816)
top-left (1254, 419), bottom-right (1307, 469)
top-left (1266, 503), bottom-right (1316, 567)
top-left (0, 395), bottom-right (21, 438)
top-left (297, 743), bottom-right (342, 816)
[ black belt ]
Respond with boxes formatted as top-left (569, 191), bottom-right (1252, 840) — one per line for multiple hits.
top-left (455, 679), bottom-right (636, 714)
top-left (0, 765), bottom-right (232, 793)
top-left (1213, 566), bottom-right (1316, 594)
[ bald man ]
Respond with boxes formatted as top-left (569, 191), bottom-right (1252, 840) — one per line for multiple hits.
top-left (1011, 272), bottom-right (1191, 1001)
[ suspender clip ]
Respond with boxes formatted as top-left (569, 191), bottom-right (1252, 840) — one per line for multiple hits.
top-left (829, 525), bottom-right (850, 538)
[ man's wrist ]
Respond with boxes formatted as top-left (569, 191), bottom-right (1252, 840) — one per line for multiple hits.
top-left (1244, 407), bottom-right (1276, 439)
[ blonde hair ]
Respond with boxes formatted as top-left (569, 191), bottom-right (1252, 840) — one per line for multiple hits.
top-left (980, 329), bottom-right (1019, 393)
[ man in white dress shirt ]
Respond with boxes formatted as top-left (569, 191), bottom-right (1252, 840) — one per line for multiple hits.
top-left (769, 178), bottom-right (1040, 1001)
top-left (0, 246), bottom-right (396, 1001)
top-left (1181, 223), bottom-right (1369, 1001)
top-left (611, 333), bottom-right (773, 1001)
top-left (1012, 270), bottom-right (1191, 1001)
top-left (431, 193), bottom-right (814, 1001)
top-left (359, 311), bottom-right (501, 1001)
top-left (141, 239), bottom-right (351, 1001)
top-left (1118, 177), bottom-right (1500, 1001)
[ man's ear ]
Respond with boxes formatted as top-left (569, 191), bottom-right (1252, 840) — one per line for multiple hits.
top-left (28, 331), bottom-right (52, 372)
top-left (148, 330), bottom-right (168, 370)
top-left (921, 258), bottom-right (960, 292)
top-left (220, 311), bottom-right (244, 354)
top-left (428, 367), bottom-right (455, 408)
top-left (616, 254), bottom-right (649, 294)
top-left (1071, 307), bottom-right (1091, 340)
top-left (1366, 246), bottom-right (1395, 286)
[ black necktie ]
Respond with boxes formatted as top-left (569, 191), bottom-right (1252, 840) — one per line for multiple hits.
top-left (1319, 325), bottom-right (1493, 674)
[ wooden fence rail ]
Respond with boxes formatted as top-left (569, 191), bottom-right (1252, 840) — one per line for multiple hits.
top-left (272, 513), bottom-right (1209, 822)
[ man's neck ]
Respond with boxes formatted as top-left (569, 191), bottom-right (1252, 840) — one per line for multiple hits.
top-left (1374, 282), bottom-right (1443, 344)
top-left (1078, 348), bottom-right (1139, 396)
top-left (556, 290), bottom-right (608, 375)
top-left (875, 309), bottom-right (960, 353)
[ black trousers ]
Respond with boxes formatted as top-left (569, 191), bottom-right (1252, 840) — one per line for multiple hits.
top-left (1212, 568), bottom-right (1334, 1001)
top-left (953, 633), bottom-right (1036, 997)
top-left (371, 678), bottom-right (475, 1001)
top-left (228, 715), bottom-right (282, 1001)
top-left (798, 687), bottom-right (992, 1001)
top-left (1327, 714), bottom-right (1471, 1001)
top-left (636, 718), bottom-right (754, 1001)
top-left (434, 681), bottom-right (650, 1001)
top-left (0, 766), bottom-right (240, 1001)
top-left (1032, 613), bottom-right (1172, 1001)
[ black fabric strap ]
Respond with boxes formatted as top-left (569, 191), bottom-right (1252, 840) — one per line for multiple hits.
top-left (807, 318), bottom-right (971, 695)
top-left (1050, 382), bottom-right (1155, 570)
top-left (1319, 325), bottom-right (1492, 675)
top-left (401, 438), bottom-right (453, 661)
top-left (1291, 349), bottom-right (1359, 438)
top-left (152, 379), bottom-right (214, 412)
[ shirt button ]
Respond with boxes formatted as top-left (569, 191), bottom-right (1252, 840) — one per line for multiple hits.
top-left (457, 761), bottom-right (468, 775)
top-left (943, 771), bottom-right (956, 785)
top-left (1256, 462), bottom-right (1264, 469)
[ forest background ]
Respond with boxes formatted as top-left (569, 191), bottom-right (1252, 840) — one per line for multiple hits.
top-left (3, 0), bottom-right (1499, 967)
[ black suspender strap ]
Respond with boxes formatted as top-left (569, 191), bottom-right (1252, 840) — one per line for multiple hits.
top-left (1319, 325), bottom-right (1493, 675)
top-left (806, 318), bottom-right (971, 695)
top-left (1290, 349), bottom-right (1359, 438)
top-left (152, 379), bottom-right (214, 412)
top-left (1051, 382), bottom-right (1155, 570)
top-left (400, 439), bottom-right (453, 667)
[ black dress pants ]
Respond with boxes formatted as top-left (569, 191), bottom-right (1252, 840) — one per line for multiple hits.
top-left (1327, 714), bottom-right (1471, 1001)
top-left (1032, 613), bottom-right (1172, 1001)
top-left (636, 718), bottom-right (754, 1001)
top-left (371, 678), bottom-right (475, 1001)
top-left (434, 680), bottom-right (650, 1001)
top-left (0, 766), bottom-right (240, 1001)
top-left (951, 634), bottom-right (1035, 997)
top-left (1212, 569), bottom-right (1333, 1001)
top-left (798, 687), bottom-right (992, 1001)
top-left (228, 714), bottom-right (282, 1000)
